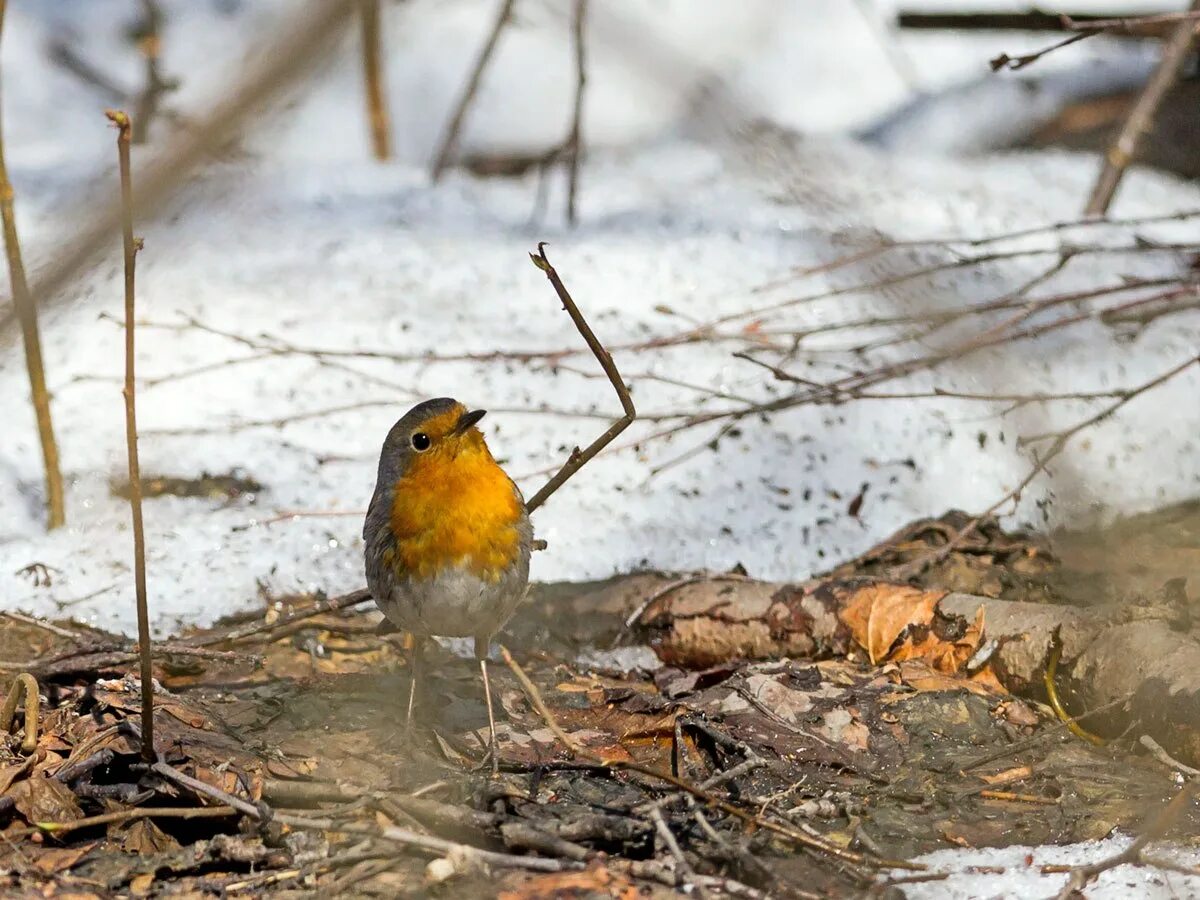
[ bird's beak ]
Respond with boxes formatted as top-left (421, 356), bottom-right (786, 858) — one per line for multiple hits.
top-left (452, 408), bottom-right (487, 436)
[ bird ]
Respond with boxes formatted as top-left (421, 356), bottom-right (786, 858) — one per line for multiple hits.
top-left (363, 397), bottom-right (533, 772)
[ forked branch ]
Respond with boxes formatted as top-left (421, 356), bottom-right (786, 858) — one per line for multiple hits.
top-left (524, 243), bottom-right (635, 513)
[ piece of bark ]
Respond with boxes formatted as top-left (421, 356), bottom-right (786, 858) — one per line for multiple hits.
top-left (630, 574), bottom-right (1200, 766)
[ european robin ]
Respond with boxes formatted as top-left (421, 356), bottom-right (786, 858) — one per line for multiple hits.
top-left (363, 397), bottom-right (533, 769)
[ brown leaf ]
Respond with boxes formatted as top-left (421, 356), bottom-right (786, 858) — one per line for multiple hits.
top-left (840, 583), bottom-right (946, 664)
top-left (129, 872), bottom-right (155, 896)
top-left (31, 842), bottom-right (96, 875)
top-left (895, 660), bottom-right (1005, 697)
top-left (7, 775), bottom-right (83, 825)
top-left (119, 817), bottom-right (181, 854)
top-left (819, 708), bottom-right (870, 752)
top-left (0, 754), bottom-right (36, 794)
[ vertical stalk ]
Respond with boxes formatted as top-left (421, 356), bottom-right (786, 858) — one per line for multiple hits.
top-left (359, 0), bottom-right (391, 160)
top-left (107, 109), bottom-right (154, 762)
top-left (564, 0), bottom-right (587, 225)
top-left (0, 0), bottom-right (65, 529)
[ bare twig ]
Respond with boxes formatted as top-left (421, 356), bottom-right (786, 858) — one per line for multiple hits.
top-left (0, 0), bottom-right (65, 530)
top-left (151, 761), bottom-right (263, 818)
top-left (649, 806), bottom-right (711, 900)
top-left (1085, 0), bottom-right (1200, 216)
top-left (1140, 734), bottom-right (1200, 777)
top-left (185, 588), bottom-right (372, 648)
top-left (564, 0), bottom-right (587, 224)
top-left (524, 244), bottom-right (636, 513)
top-left (430, 0), bottom-right (515, 180)
top-left (132, 0), bottom-right (171, 144)
top-left (900, 10), bottom-right (1183, 34)
top-left (5, 805), bottom-right (236, 840)
top-left (499, 645), bottom-right (583, 754)
top-left (0, 673), bottom-right (39, 753)
top-left (989, 31), bottom-right (1092, 71)
top-left (359, 0), bottom-right (391, 160)
top-left (107, 109), bottom-right (155, 762)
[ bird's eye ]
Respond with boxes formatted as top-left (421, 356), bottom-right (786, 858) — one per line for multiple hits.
top-left (410, 432), bottom-right (431, 452)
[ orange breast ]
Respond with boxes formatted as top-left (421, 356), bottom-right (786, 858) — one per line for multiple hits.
top-left (389, 440), bottom-right (523, 582)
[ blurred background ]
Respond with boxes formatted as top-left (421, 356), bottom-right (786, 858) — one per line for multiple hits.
top-left (0, 0), bottom-right (1197, 635)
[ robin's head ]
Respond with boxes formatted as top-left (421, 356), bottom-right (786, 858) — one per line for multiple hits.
top-left (372, 397), bottom-right (491, 488)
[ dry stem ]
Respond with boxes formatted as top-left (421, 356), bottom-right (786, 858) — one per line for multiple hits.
top-left (0, 0), bottom-right (65, 530)
top-left (430, 0), bottom-right (515, 180)
top-left (107, 109), bottom-right (155, 762)
top-left (359, 0), bottom-right (391, 160)
top-left (564, 0), bottom-right (587, 224)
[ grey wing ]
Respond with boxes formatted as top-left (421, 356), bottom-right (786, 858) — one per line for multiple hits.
top-left (363, 481), bottom-right (398, 604)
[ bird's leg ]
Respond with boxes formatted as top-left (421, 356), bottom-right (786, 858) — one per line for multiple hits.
top-left (405, 635), bottom-right (425, 735)
top-left (476, 635), bottom-right (500, 778)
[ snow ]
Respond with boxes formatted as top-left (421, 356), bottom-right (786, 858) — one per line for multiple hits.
top-left (0, 0), bottom-right (1195, 635)
top-left (893, 834), bottom-right (1200, 899)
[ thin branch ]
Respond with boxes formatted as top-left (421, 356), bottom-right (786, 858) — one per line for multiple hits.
top-left (4, 805), bottom-right (236, 840)
top-left (430, 0), bottom-right (515, 181)
top-left (990, 31), bottom-right (1092, 71)
top-left (564, 0), bottom-right (587, 224)
top-left (132, 0), bottom-right (171, 144)
top-left (1085, 0), bottom-right (1200, 216)
top-left (0, 0), bottom-right (65, 530)
top-left (107, 109), bottom-right (154, 763)
top-left (359, 0), bottom-right (391, 160)
top-left (524, 244), bottom-right (636, 513)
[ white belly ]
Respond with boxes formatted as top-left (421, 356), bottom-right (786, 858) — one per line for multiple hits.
top-left (376, 563), bottom-right (528, 639)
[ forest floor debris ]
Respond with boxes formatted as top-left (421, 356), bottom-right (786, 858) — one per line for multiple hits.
top-left (1, 505), bottom-right (1199, 896)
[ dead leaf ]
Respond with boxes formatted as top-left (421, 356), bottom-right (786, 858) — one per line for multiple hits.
top-left (31, 842), bottom-right (96, 874)
top-left (119, 817), bottom-right (181, 854)
top-left (0, 754), bottom-right (36, 794)
top-left (129, 872), bottom-right (155, 896)
top-left (996, 698), bottom-right (1041, 728)
top-left (7, 775), bottom-right (83, 825)
top-left (895, 659), bottom-right (1005, 697)
top-left (840, 583), bottom-right (946, 665)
